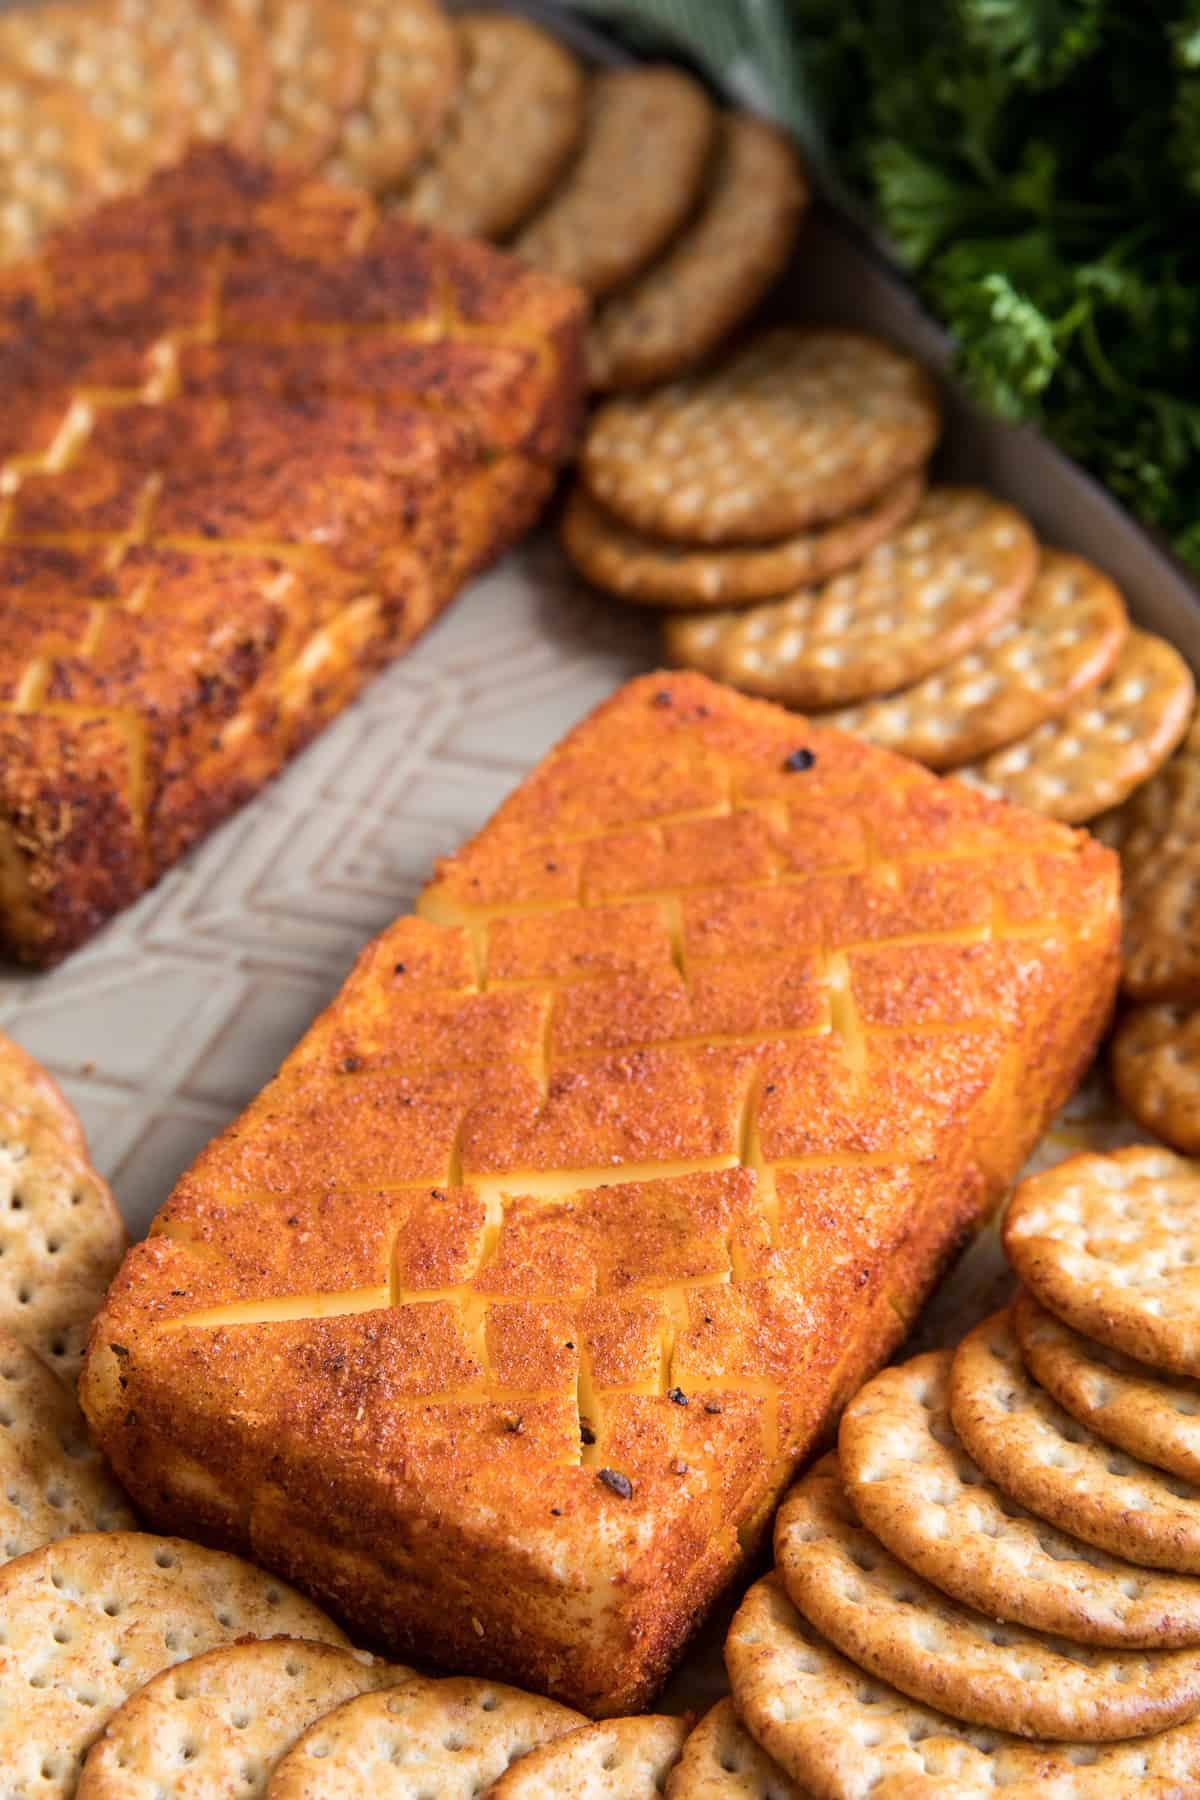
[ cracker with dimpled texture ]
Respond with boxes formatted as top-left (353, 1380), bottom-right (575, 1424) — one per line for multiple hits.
top-left (665, 1699), bottom-right (806, 1799)
top-left (487, 1714), bottom-right (688, 1798)
top-left (665, 488), bottom-right (1036, 708)
top-left (1005, 1146), bottom-right (1200, 1374)
top-left (827, 549), bottom-right (1128, 770)
top-left (324, 0), bottom-right (461, 192)
top-left (838, 1350), bottom-right (1200, 1645)
top-left (1112, 1002), bottom-right (1200, 1152)
top-left (0, 1029), bottom-right (86, 1154)
top-left (225, 0), bottom-right (366, 172)
top-left (0, 75), bottom-right (108, 265)
top-left (582, 329), bottom-right (940, 542)
top-left (1098, 712), bottom-right (1200, 1000)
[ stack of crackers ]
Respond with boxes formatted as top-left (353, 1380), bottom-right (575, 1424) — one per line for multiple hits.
top-left (565, 323), bottom-right (1198, 829)
top-left (713, 1142), bottom-right (1200, 1797)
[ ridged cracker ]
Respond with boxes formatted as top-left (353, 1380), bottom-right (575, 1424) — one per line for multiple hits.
top-left (581, 328), bottom-right (940, 542)
top-left (0, 1530), bottom-right (346, 1799)
top-left (777, 1450), bottom-right (1200, 1740)
top-left (0, 1328), bottom-right (134, 1565)
top-left (0, 1104), bottom-right (125, 1382)
top-left (78, 1637), bottom-right (406, 1798)
top-left (828, 548), bottom-right (1129, 771)
top-left (1112, 1002), bottom-right (1200, 1152)
top-left (1015, 1287), bottom-right (1200, 1488)
top-left (587, 112), bottom-right (808, 391)
top-left (664, 487), bottom-right (1035, 708)
top-left (396, 13), bottom-right (583, 240)
top-left (267, 1674), bottom-right (585, 1797)
top-left (954, 629), bottom-right (1195, 824)
top-left (950, 1308), bottom-right (1200, 1572)
top-left (838, 1350), bottom-right (1200, 1646)
top-left (514, 66), bottom-right (715, 299)
top-left (560, 474), bottom-right (925, 609)
top-left (664, 1699), bottom-right (805, 1799)
top-left (0, 1030), bottom-right (86, 1155)
top-left (1005, 1145), bottom-right (1200, 1375)
top-left (487, 1715), bottom-right (688, 1797)
top-left (726, 1573), bottom-right (1200, 1800)
top-left (325, 0), bottom-right (461, 192)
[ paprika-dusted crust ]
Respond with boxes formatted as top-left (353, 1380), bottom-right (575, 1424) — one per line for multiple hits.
top-left (81, 672), bottom-right (1119, 1715)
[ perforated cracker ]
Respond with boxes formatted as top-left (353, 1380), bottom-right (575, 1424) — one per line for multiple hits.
top-left (1015, 1288), bottom-right (1200, 1488)
top-left (396, 13), bottom-right (583, 240)
top-left (1005, 1145), bottom-right (1200, 1375)
top-left (267, 1675), bottom-right (585, 1798)
top-left (665, 1699), bottom-right (805, 1799)
top-left (827, 549), bottom-right (1129, 771)
top-left (950, 1308), bottom-right (1200, 1572)
top-left (560, 475), bottom-right (925, 609)
top-left (0, 75), bottom-right (106, 266)
top-left (587, 113), bottom-right (809, 391)
top-left (229, 0), bottom-right (366, 171)
top-left (955, 629), bottom-right (1195, 823)
top-left (665, 488), bottom-right (1036, 708)
top-left (0, 1105), bottom-right (124, 1381)
top-left (0, 1531), bottom-right (347, 1799)
top-left (1102, 714), bottom-right (1200, 1000)
top-left (487, 1715), bottom-right (688, 1797)
top-left (1112, 1003), bottom-right (1200, 1153)
top-left (726, 1573), bottom-right (1200, 1800)
top-left (838, 1350), bottom-right (1200, 1645)
top-left (324, 0), bottom-right (461, 192)
top-left (515, 66), bottom-right (717, 298)
top-left (78, 1638), bottom-right (407, 1798)
top-left (777, 1450), bottom-right (1200, 1740)
top-left (582, 329), bottom-right (941, 542)
top-left (0, 1030), bottom-right (86, 1154)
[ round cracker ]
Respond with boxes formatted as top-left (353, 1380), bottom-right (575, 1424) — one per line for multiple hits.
top-left (0, 1030), bottom-right (86, 1155)
top-left (325, 0), bottom-right (461, 192)
top-left (954, 629), bottom-right (1195, 823)
top-left (168, 0), bottom-right (274, 152)
top-left (234, 0), bottom-right (367, 173)
top-left (0, 1530), bottom-right (347, 1799)
top-left (827, 548), bottom-right (1129, 771)
top-left (1123, 848), bottom-right (1200, 1004)
top-left (395, 13), bottom-right (583, 241)
top-left (514, 66), bottom-right (717, 299)
top-left (267, 1673), bottom-right (585, 1797)
top-left (950, 1308), bottom-right (1200, 1574)
top-left (581, 328), bottom-right (941, 543)
top-left (0, 1328), bottom-right (134, 1564)
top-left (1015, 1288), bottom-right (1200, 1489)
top-left (726, 1573), bottom-right (1200, 1800)
top-left (78, 1636), bottom-right (407, 1798)
top-left (487, 1715), bottom-right (688, 1798)
top-left (664, 487), bottom-right (1035, 709)
top-left (1112, 1002), bottom-right (1200, 1153)
top-left (1004, 1144), bottom-right (1200, 1376)
top-left (560, 474), bottom-right (925, 609)
top-left (838, 1350), bottom-right (1200, 1646)
top-left (0, 74), bottom-right (107, 265)
top-left (587, 112), bottom-right (809, 392)
top-left (777, 1450), bottom-right (1200, 1740)
top-left (0, 1104), bottom-right (125, 1382)
top-left (664, 1699), bottom-right (805, 1799)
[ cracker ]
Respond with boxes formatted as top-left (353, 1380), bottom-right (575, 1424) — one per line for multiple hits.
top-left (396, 13), bottom-right (583, 241)
top-left (1104, 713), bottom-right (1200, 999)
top-left (0, 1030), bottom-right (86, 1154)
top-left (587, 112), bottom-right (809, 391)
top-left (0, 75), bottom-right (106, 265)
top-left (234, 0), bottom-right (367, 172)
top-left (838, 1349), bottom-right (1200, 1646)
top-left (1005, 1144), bottom-right (1200, 1376)
top-left (514, 66), bottom-right (717, 299)
top-left (827, 548), bottom-right (1129, 771)
top-left (78, 1637), bottom-right (406, 1798)
top-left (0, 1530), bottom-right (347, 1798)
top-left (0, 1328), bottom-right (134, 1564)
top-left (1112, 1002), bottom-right (1200, 1152)
top-left (664, 488), bottom-right (1035, 708)
top-left (1015, 1287), bottom-right (1200, 1488)
top-left (777, 1450), bottom-right (1200, 1740)
top-left (171, 1), bottom-right (273, 152)
top-left (0, 1105), bottom-right (125, 1382)
top-left (664, 1699), bottom-right (804, 1799)
top-left (949, 1308), bottom-right (1200, 1573)
top-left (726, 1572), bottom-right (1200, 1800)
top-left (581, 328), bottom-right (941, 542)
top-left (487, 1715), bottom-right (688, 1798)
top-left (954, 629), bottom-right (1195, 823)
top-left (267, 1673), bottom-right (586, 1797)
top-left (560, 474), bottom-right (925, 609)
top-left (325, 0), bottom-right (461, 192)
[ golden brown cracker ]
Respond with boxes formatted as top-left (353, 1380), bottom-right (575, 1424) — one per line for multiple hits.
top-left (1112, 1001), bottom-right (1200, 1153)
top-left (325, 0), bottom-right (461, 192)
top-left (0, 1030), bottom-right (86, 1154)
top-left (487, 1715), bottom-right (689, 1798)
top-left (664, 1699), bottom-right (805, 1799)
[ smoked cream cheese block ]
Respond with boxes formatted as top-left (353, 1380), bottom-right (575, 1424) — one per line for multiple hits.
top-left (0, 145), bottom-right (585, 965)
top-left (80, 672), bottom-right (1121, 1715)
